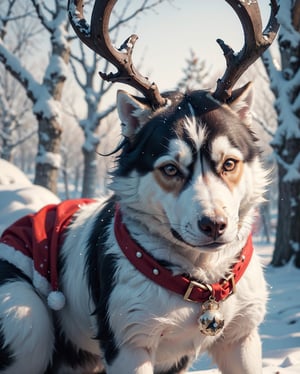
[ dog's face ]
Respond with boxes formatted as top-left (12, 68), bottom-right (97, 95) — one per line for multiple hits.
top-left (112, 85), bottom-right (267, 252)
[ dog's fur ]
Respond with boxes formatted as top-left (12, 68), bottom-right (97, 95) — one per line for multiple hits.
top-left (0, 86), bottom-right (268, 374)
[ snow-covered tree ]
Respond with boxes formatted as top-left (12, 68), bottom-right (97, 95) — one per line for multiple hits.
top-left (69, 46), bottom-right (116, 197)
top-left (0, 0), bottom-right (70, 194)
top-left (0, 2), bottom-right (38, 162)
top-left (0, 69), bottom-right (36, 162)
top-left (69, 0), bottom-right (169, 198)
top-left (262, 0), bottom-right (300, 267)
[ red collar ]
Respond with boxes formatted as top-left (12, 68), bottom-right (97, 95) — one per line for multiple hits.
top-left (114, 206), bottom-right (253, 303)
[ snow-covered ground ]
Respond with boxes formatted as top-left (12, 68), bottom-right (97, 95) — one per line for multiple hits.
top-left (0, 159), bottom-right (299, 373)
top-left (191, 243), bottom-right (300, 373)
top-left (0, 159), bottom-right (60, 232)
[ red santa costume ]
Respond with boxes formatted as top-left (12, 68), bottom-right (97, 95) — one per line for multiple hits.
top-left (0, 199), bottom-right (94, 310)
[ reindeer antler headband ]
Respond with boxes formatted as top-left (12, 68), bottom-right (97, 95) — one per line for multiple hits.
top-left (68, 0), bottom-right (279, 108)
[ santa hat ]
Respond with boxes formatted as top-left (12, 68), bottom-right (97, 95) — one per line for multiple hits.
top-left (0, 199), bottom-right (95, 310)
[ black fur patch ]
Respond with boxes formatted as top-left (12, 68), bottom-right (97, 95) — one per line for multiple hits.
top-left (0, 259), bottom-right (31, 286)
top-left (0, 260), bottom-right (32, 369)
top-left (0, 323), bottom-right (14, 370)
top-left (85, 196), bottom-right (120, 365)
top-left (156, 355), bottom-right (189, 374)
top-left (116, 92), bottom-right (186, 176)
top-left (115, 90), bottom-right (259, 181)
top-left (45, 328), bottom-right (100, 373)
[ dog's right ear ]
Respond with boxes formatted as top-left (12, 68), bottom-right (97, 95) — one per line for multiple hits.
top-left (228, 82), bottom-right (253, 125)
top-left (117, 90), bottom-right (153, 140)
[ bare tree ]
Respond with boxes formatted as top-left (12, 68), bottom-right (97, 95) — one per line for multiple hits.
top-left (69, 45), bottom-right (115, 197)
top-left (69, 0), bottom-right (169, 197)
top-left (262, 0), bottom-right (300, 267)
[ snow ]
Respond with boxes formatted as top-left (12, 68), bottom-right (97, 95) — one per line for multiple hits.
top-left (36, 150), bottom-right (62, 169)
top-left (45, 54), bottom-right (69, 83)
top-left (0, 159), bottom-right (60, 233)
top-left (32, 90), bottom-right (62, 121)
top-left (0, 159), bottom-right (31, 186)
top-left (0, 40), bottom-right (63, 123)
top-left (277, 0), bottom-right (300, 49)
top-left (68, 1), bottom-right (91, 37)
top-left (191, 249), bottom-right (300, 373)
top-left (0, 161), bottom-right (299, 373)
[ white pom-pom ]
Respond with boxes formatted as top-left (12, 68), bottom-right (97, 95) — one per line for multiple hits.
top-left (47, 291), bottom-right (66, 310)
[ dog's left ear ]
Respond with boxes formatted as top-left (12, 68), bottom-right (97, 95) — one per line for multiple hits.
top-left (117, 90), bottom-right (153, 140)
top-left (228, 82), bottom-right (253, 124)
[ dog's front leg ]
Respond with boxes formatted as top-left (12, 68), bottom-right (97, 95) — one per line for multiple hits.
top-left (106, 345), bottom-right (153, 374)
top-left (210, 329), bottom-right (263, 374)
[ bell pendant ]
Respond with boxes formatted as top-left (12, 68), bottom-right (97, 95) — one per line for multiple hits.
top-left (197, 298), bottom-right (225, 336)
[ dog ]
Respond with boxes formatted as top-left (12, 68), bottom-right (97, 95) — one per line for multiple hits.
top-left (0, 84), bottom-right (269, 373)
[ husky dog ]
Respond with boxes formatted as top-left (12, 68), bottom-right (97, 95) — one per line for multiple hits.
top-left (0, 1), bottom-right (279, 373)
top-left (0, 87), bottom-right (268, 373)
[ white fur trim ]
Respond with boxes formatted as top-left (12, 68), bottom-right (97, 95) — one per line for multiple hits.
top-left (32, 269), bottom-right (51, 296)
top-left (47, 291), bottom-right (65, 310)
top-left (0, 242), bottom-right (51, 297)
top-left (0, 243), bottom-right (33, 279)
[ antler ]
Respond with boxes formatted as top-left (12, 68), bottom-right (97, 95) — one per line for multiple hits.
top-left (213, 0), bottom-right (280, 103)
top-left (68, 0), bottom-right (167, 110)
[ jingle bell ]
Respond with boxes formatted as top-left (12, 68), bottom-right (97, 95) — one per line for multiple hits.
top-left (197, 299), bottom-right (225, 336)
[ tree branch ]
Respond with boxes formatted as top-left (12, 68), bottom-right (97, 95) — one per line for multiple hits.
top-left (69, 55), bottom-right (86, 90)
top-left (96, 103), bottom-right (116, 122)
top-left (0, 0), bottom-right (17, 40)
top-left (0, 43), bottom-right (40, 103)
top-left (30, 0), bottom-right (53, 33)
top-left (109, 0), bottom-right (166, 32)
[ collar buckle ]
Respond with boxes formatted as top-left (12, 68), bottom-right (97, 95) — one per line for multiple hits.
top-left (183, 280), bottom-right (212, 302)
top-left (222, 272), bottom-right (236, 296)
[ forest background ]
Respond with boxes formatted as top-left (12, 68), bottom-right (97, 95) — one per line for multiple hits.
top-left (0, 0), bottom-right (299, 268)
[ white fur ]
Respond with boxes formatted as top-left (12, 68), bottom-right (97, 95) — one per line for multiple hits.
top-left (0, 243), bottom-right (52, 296)
top-left (210, 136), bottom-right (244, 164)
top-left (0, 281), bottom-right (54, 374)
top-left (183, 104), bottom-right (206, 151)
top-left (58, 201), bottom-right (106, 355)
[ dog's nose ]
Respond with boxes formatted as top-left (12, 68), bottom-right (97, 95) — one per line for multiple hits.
top-left (198, 215), bottom-right (228, 239)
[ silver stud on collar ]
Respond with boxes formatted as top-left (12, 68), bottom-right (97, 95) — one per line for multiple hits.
top-left (153, 268), bottom-right (159, 275)
top-left (136, 251), bottom-right (142, 258)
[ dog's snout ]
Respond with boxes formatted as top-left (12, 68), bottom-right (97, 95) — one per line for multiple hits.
top-left (198, 215), bottom-right (228, 239)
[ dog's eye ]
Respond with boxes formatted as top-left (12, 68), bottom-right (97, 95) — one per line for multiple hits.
top-left (223, 158), bottom-right (237, 172)
top-left (161, 164), bottom-right (180, 177)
